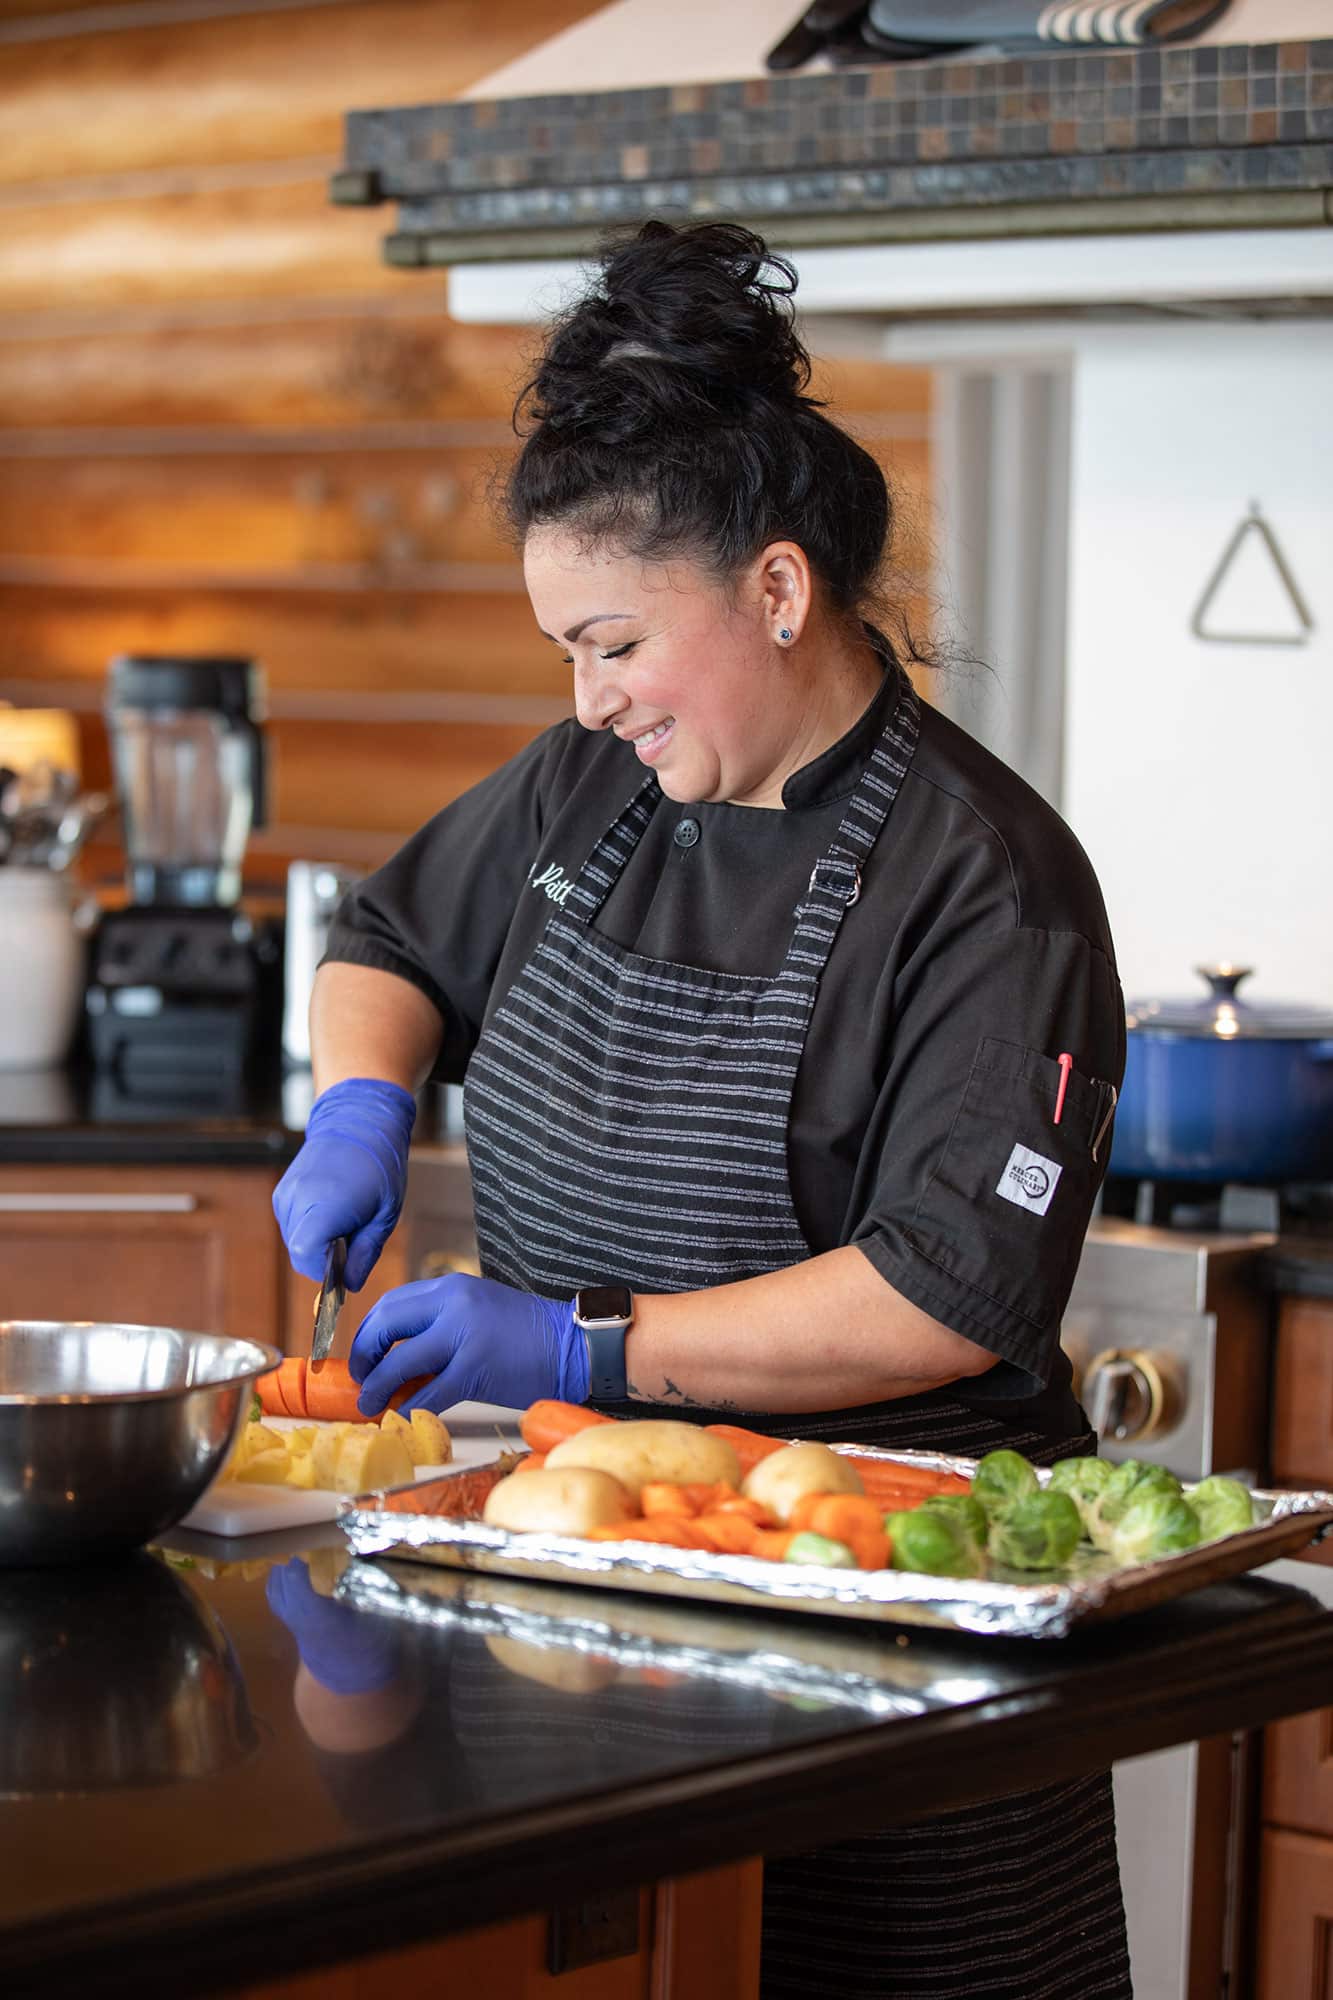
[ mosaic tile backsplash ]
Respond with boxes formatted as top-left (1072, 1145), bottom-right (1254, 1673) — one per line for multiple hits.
top-left (335, 40), bottom-right (1333, 255)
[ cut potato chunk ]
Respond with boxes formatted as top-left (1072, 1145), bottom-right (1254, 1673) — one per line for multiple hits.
top-left (232, 1448), bottom-right (295, 1486)
top-left (332, 1427), bottom-right (416, 1495)
top-left (380, 1406), bottom-right (453, 1467)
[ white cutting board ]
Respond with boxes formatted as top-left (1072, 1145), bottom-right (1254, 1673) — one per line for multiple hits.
top-left (182, 1400), bottom-right (524, 1538)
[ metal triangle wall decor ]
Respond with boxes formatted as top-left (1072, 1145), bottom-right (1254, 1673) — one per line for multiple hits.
top-left (1190, 501), bottom-right (1315, 647)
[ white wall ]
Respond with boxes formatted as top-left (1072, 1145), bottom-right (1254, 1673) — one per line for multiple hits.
top-left (1061, 323), bottom-right (1332, 1009)
top-left (464, 0), bottom-right (1331, 98)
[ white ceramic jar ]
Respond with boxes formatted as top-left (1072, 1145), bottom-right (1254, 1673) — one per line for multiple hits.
top-left (0, 869), bottom-right (84, 1069)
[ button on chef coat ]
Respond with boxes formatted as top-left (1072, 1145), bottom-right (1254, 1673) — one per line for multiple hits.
top-left (324, 649), bottom-right (1125, 1442)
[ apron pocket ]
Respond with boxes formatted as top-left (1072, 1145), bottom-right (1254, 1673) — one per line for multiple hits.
top-left (906, 1036), bottom-right (1108, 1339)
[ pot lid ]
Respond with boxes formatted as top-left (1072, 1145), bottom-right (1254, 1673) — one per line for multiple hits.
top-left (1125, 965), bottom-right (1333, 1040)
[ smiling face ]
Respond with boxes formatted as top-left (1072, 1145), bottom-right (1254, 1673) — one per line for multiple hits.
top-left (524, 525), bottom-right (854, 809)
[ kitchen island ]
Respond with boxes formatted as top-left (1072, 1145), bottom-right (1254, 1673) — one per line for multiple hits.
top-left (3, 1522), bottom-right (1332, 2000)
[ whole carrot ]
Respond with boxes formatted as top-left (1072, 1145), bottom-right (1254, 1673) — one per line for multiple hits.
top-left (703, 1423), bottom-right (786, 1475)
top-left (520, 1400), bottom-right (617, 1454)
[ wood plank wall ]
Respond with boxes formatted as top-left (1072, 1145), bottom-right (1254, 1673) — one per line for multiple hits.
top-left (0, 1), bottom-right (932, 893)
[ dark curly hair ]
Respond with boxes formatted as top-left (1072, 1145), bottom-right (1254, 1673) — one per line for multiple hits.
top-left (505, 220), bottom-right (893, 631)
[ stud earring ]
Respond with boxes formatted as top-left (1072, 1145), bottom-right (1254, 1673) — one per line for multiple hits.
top-left (778, 627), bottom-right (793, 642)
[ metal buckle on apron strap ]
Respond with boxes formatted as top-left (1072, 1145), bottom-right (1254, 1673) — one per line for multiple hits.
top-left (808, 856), bottom-right (861, 906)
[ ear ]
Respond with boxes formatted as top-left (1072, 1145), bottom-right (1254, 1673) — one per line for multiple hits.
top-left (750, 541), bottom-right (813, 645)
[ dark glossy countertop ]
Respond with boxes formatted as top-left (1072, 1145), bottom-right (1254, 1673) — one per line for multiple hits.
top-left (3, 1524), bottom-right (1333, 2000)
top-left (0, 1064), bottom-right (305, 1166)
top-left (0, 1070), bottom-right (465, 1169)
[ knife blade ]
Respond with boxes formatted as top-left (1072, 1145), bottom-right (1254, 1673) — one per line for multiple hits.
top-left (310, 1235), bottom-right (347, 1367)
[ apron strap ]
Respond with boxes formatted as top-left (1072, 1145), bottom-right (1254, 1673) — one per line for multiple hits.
top-left (780, 668), bottom-right (921, 985)
top-left (564, 777), bottom-right (661, 922)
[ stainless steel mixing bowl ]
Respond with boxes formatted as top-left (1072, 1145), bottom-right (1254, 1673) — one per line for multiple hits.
top-left (0, 1321), bottom-right (281, 1564)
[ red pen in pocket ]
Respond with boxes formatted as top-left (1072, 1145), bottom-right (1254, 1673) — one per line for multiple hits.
top-left (1053, 1052), bottom-right (1073, 1125)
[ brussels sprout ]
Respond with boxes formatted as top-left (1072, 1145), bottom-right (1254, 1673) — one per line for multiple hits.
top-left (1086, 1459), bottom-right (1182, 1551)
top-left (971, 1449), bottom-right (1039, 1519)
top-left (917, 1493), bottom-right (989, 1551)
top-left (1047, 1455), bottom-right (1113, 1511)
top-left (784, 1531), bottom-right (858, 1569)
top-left (1105, 1492), bottom-right (1201, 1564)
top-left (887, 1509), bottom-right (984, 1579)
top-left (1189, 1475), bottom-right (1256, 1543)
top-left (986, 1491), bottom-right (1084, 1571)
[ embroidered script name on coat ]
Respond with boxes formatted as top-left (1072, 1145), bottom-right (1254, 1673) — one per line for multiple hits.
top-left (528, 861), bottom-right (576, 906)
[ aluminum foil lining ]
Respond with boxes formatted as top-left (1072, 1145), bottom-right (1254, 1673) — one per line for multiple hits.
top-left (339, 1445), bottom-right (1333, 1642)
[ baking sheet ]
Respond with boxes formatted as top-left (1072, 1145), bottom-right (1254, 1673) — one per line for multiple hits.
top-left (338, 1445), bottom-right (1333, 1640)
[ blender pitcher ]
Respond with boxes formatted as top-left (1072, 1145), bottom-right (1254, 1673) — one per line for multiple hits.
top-left (106, 656), bottom-right (267, 908)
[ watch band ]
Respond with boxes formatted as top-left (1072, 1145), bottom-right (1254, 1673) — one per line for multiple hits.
top-left (573, 1285), bottom-right (633, 1401)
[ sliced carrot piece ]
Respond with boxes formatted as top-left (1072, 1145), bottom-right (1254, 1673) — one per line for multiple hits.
top-left (693, 1512), bottom-right (762, 1555)
top-left (520, 1400), bottom-right (617, 1453)
top-left (640, 1482), bottom-right (702, 1518)
top-left (256, 1367), bottom-right (285, 1418)
top-left (749, 1528), bottom-right (797, 1562)
top-left (713, 1495), bottom-right (772, 1525)
top-left (805, 1494), bottom-right (892, 1570)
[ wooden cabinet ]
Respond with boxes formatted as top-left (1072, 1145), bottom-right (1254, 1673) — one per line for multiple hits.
top-left (0, 1149), bottom-right (468, 1359)
top-left (1255, 1829), bottom-right (1333, 1999)
top-left (0, 1162), bottom-right (282, 1340)
top-left (1257, 1291), bottom-right (1333, 1997)
top-left (1272, 1295), bottom-right (1333, 1491)
top-left (234, 1860), bottom-right (762, 2000)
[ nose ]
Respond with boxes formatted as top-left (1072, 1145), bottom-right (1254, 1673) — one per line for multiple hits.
top-left (572, 657), bottom-right (629, 733)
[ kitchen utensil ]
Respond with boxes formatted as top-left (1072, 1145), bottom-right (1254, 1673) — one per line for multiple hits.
top-left (282, 860), bottom-right (362, 1066)
top-left (0, 1551), bottom-right (257, 1792)
top-left (311, 1235), bottom-right (347, 1365)
top-left (0, 1322), bottom-right (280, 1565)
top-left (0, 869), bottom-right (84, 1069)
top-left (1110, 964), bottom-right (1333, 1183)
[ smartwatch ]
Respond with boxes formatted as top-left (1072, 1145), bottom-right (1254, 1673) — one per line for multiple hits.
top-left (572, 1285), bottom-right (634, 1400)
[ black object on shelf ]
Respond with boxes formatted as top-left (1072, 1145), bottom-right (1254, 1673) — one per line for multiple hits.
top-left (767, 0), bottom-right (1233, 71)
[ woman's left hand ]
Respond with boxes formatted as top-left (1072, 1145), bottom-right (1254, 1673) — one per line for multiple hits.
top-left (349, 1271), bottom-right (590, 1416)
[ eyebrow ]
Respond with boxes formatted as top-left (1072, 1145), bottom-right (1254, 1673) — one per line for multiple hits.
top-left (539, 612), bottom-right (637, 645)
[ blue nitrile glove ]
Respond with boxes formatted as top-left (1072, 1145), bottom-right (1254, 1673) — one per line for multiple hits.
top-left (349, 1271), bottom-right (589, 1417)
top-left (265, 1558), bottom-right (401, 1695)
top-left (272, 1077), bottom-right (416, 1290)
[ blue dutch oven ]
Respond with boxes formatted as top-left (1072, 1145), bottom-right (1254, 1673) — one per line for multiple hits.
top-left (1110, 965), bottom-right (1333, 1183)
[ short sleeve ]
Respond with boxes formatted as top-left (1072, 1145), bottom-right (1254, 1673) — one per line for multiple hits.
top-left (321, 729), bottom-right (558, 1080)
top-left (852, 926), bottom-right (1125, 1393)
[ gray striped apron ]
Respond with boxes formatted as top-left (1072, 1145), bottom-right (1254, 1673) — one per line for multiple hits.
top-left (464, 670), bottom-right (1130, 1999)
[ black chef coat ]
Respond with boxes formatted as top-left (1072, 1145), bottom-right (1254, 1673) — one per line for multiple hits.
top-left (324, 653), bottom-right (1125, 1442)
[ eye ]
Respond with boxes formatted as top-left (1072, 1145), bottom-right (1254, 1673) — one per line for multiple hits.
top-left (599, 641), bottom-right (637, 661)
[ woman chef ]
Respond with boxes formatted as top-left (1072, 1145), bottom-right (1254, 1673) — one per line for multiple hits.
top-left (274, 221), bottom-right (1131, 1998)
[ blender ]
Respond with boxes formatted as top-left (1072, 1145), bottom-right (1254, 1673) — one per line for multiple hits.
top-left (85, 656), bottom-right (274, 1082)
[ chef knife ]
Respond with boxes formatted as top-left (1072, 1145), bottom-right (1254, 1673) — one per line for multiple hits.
top-left (310, 1234), bottom-right (347, 1367)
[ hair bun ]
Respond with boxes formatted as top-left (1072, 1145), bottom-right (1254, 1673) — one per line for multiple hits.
top-left (522, 221), bottom-right (813, 444)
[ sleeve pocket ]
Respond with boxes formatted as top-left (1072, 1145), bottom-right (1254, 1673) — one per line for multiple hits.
top-left (906, 1037), bottom-right (1108, 1337)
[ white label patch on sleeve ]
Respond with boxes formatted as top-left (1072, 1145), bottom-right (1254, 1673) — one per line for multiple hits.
top-left (996, 1143), bottom-right (1063, 1216)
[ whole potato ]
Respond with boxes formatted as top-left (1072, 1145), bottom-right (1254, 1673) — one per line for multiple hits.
top-left (742, 1442), bottom-right (864, 1523)
top-left (544, 1420), bottom-right (741, 1502)
top-left (483, 1466), bottom-right (631, 1534)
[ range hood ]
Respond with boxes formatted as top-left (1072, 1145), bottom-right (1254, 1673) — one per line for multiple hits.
top-left (331, 4), bottom-right (1333, 319)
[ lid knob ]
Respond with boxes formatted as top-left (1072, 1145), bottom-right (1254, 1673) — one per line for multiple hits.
top-left (1195, 964), bottom-right (1254, 1002)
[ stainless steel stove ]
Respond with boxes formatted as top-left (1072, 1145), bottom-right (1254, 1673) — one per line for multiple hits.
top-left (1063, 1215), bottom-right (1279, 2000)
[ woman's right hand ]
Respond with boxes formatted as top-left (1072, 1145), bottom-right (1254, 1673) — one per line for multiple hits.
top-left (272, 1077), bottom-right (417, 1290)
